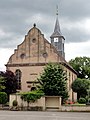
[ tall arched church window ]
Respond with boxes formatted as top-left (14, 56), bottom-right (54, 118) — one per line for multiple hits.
top-left (15, 69), bottom-right (21, 90)
top-left (69, 72), bottom-right (71, 90)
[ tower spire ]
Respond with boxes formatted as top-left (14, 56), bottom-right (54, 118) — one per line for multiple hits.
top-left (56, 5), bottom-right (58, 16)
top-left (53, 5), bottom-right (61, 33)
top-left (51, 5), bottom-right (62, 37)
top-left (50, 6), bottom-right (65, 58)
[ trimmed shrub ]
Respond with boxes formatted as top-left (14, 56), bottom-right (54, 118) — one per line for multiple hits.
top-left (20, 90), bottom-right (44, 103)
top-left (12, 100), bottom-right (18, 106)
top-left (78, 97), bottom-right (86, 104)
top-left (0, 92), bottom-right (8, 104)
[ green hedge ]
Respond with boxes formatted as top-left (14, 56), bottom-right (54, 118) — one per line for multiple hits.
top-left (0, 92), bottom-right (8, 104)
top-left (20, 90), bottom-right (44, 103)
top-left (78, 97), bottom-right (86, 104)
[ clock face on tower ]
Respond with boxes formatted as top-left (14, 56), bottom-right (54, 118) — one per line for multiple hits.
top-left (54, 37), bottom-right (58, 42)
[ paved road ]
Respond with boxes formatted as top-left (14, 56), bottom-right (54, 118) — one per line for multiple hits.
top-left (0, 111), bottom-right (90, 120)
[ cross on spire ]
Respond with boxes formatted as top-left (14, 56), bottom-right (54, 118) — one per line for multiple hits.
top-left (56, 5), bottom-right (58, 16)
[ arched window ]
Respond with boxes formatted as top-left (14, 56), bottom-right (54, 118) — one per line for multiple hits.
top-left (15, 69), bottom-right (21, 90)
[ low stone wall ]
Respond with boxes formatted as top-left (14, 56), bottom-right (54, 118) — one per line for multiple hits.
top-left (61, 105), bottom-right (90, 112)
top-left (9, 94), bottom-right (90, 111)
top-left (9, 94), bottom-right (61, 111)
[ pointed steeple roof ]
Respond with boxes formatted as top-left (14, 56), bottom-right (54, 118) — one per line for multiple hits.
top-left (50, 6), bottom-right (64, 38)
top-left (51, 16), bottom-right (62, 38)
top-left (54, 16), bottom-right (60, 32)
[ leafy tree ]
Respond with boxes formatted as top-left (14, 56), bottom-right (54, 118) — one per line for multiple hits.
top-left (71, 78), bottom-right (90, 99)
top-left (0, 92), bottom-right (8, 105)
top-left (37, 63), bottom-right (68, 102)
top-left (0, 77), bottom-right (5, 91)
top-left (0, 70), bottom-right (17, 97)
top-left (69, 57), bottom-right (90, 79)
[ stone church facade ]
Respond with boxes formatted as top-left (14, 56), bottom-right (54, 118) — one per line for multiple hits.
top-left (6, 15), bottom-right (77, 101)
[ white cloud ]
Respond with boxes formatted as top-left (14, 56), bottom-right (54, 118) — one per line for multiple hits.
top-left (0, 29), bottom-right (12, 39)
top-left (0, 29), bottom-right (5, 36)
top-left (84, 18), bottom-right (90, 34)
top-left (62, 17), bottom-right (90, 34)
top-left (0, 48), bottom-right (14, 71)
top-left (65, 41), bottom-right (90, 61)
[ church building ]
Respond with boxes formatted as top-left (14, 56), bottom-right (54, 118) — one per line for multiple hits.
top-left (6, 12), bottom-right (77, 101)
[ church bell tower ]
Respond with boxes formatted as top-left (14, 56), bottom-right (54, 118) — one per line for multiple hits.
top-left (50, 6), bottom-right (65, 58)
